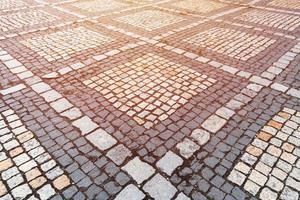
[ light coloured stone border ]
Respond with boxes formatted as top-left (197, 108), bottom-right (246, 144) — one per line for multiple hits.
top-left (254, 5), bottom-right (300, 16)
top-left (114, 155), bottom-right (191, 200)
top-left (0, 17), bottom-right (84, 41)
top-left (0, 29), bottom-right (299, 200)
top-left (215, 0), bottom-right (300, 16)
top-left (271, 83), bottom-right (300, 99)
top-left (248, 0), bottom-right (263, 5)
top-left (0, 4), bottom-right (45, 13)
top-left (216, 0), bottom-right (252, 6)
top-left (150, 4), bottom-right (247, 30)
top-left (0, 0), bottom-right (164, 40)
top-left (93, 22), bottom-right (257, 80)
top-left (1, 0), bottom-right (299, 42)
top-left (151, 3), bottom-right (246, 19)
top-left (152, 3), bottom-right (300, 40)
top-left (0, 84), bottom-right (26, 95)
top-left (155, 41), bottom-right (253, 79)
top-left (178, 41), bottom-right (300, 136)
top-left (41, 41), bottom-right (146, 79)
top-left (0, 48), bottom-right (192, 200)
top-left (218, 19), bottom-right (298, 40)
top-left (1, 36), bottom-right (299, 134)
top-left (0, 48), bottom-right (120, 164)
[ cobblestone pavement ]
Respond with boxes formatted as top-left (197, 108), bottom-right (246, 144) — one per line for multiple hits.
top-left (0, 0), bottom-right (300, 199)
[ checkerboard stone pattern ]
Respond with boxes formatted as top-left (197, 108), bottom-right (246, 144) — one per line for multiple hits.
top-left (116, 10), bottom-right (184, 31)
top-left (228, 108), bottom-right (300, 200)
top-left (0, 109), bottom-right (71, 199)
top-left (20, 27), bottom-right (114, 62)
top-left (235, 10), bottom-right (300, 31)
top-left (0, 0), bottom-right (27, 10)
top-left (83, 53), bottom-right (216, 129)
top-left (268, 0), bottom-right (300, 10)
top-left (172, 0), bottom-right (226, 13)
top-left (0, 10), bottom-right (58, 32)
top-left (72, 0), bottom-right (129, 12)
top-left (183, 27), bottom-right (276, 61)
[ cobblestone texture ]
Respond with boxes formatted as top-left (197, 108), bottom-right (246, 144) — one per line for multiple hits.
top-left (21, 26), bottom-right (114, 62)
top-left (171, 0), bottom-right (226, 14)
top-left (72, 0), bottom-right (129, 13)
top-left (0, 0), bottom-right (27, 10)
top-left (0, 0), bottom-right (300, 199)
top-left (183, 27), bottom-right (276, 61)
top-left (116, 10), bottom-right (185, 31)
top-left (0, 10), bottom-right (58, 32)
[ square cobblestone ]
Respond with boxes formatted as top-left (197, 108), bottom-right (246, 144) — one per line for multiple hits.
top-left (83, 53), bottom-right (215, 129)
top-left (183, 27), bottom-right (276, 61)
top-left (122, 157), bottom-right (155, 184)
top-left (20, 27), bottom-right (114, 62)
top-left (116, 10), bottom-right (184, 31)
top-left (1, 1), bottom-right (300, 199)
top-left (143, 174), bottom-right (177, 200)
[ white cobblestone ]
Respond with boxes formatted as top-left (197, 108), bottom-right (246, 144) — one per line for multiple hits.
top-left (122, 157), bottom-right (155, 184)
top-left (156, 151), bottom-right (183, 176)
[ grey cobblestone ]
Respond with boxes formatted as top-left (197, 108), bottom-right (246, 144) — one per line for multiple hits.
top-left (0, 1), bottom-right (300, 199)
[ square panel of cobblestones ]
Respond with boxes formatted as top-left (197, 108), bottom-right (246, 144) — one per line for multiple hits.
top-left (164, 21), bottom-right (298, 74)
top-left (46, 45), bottom-right (248, 164)
top-left (266, 0), bottom-right (300, 10)
top-left (20, 27), bottom-right (114, 62)
top-left (73, 0), bottom-right (129, 12)
top-left (60, 0), bottom-right (134, 17)
top-left (223, 8), bottom-right (300, 36)
top-left (183, 27), bottom-right (276, 61)
top-left (228, 107), bottom-right (300, 199)
top-left (83, 53), bottom-right (216, 128)
top-left (172, 0), bottom-right (226, 13)
top-left (0, 10), bottom-right (57, 32)
top-left (235, 10), bottom-right (300, 31)
top-left (159, 0), bottom-right (234, 16)
top-left (0, 0), bottom-right (27, 10)
top-left (0, 7), bottom-right (77, 36)
top-left (116, 10), bottom-right (184, 31)
top-left (100, 7), bottom-right (198, 37)
top-left (0, 0), bottom-right (39, 11)
top-left (0, 21), bottom-right (137, 75)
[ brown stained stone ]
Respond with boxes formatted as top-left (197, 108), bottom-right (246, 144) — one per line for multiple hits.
top-left (29, 176), bottom-right (47, 189)
top-left (25, 168), bottom-right (42, 181)
top-left (246, 145), bottom-right (263, 157)
top-left (53, 175), bottom-right (71, 190)
top-left (0, 159), bottom-right (13, 171)
top-left (282, 142), bottom-right (295, 152)
top-left (267, 145), bottom-right (282, 157)
top-left (0, 181), bottom-right (7, 196)
top-left (257, 131), bottom-right (272, 141)
top-left (267, 120), bottom-right (283, 130)
top-left (17, 131), bottom-right (34, 143)
top-left (278, 112), bottom-right (291, 119)
top-left (133, 116), bottom-right (144, 125)
top-left (9, 147), bottom-right (24, 157)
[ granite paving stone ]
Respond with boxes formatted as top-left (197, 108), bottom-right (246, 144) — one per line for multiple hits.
top-left (0, 0), bottom-right (299, 199)
top-left (121, 157), bottom-right (155, 184)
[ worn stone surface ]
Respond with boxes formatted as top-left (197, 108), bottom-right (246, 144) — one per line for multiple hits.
top-left (0, 0), bottom-right (299, 199)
